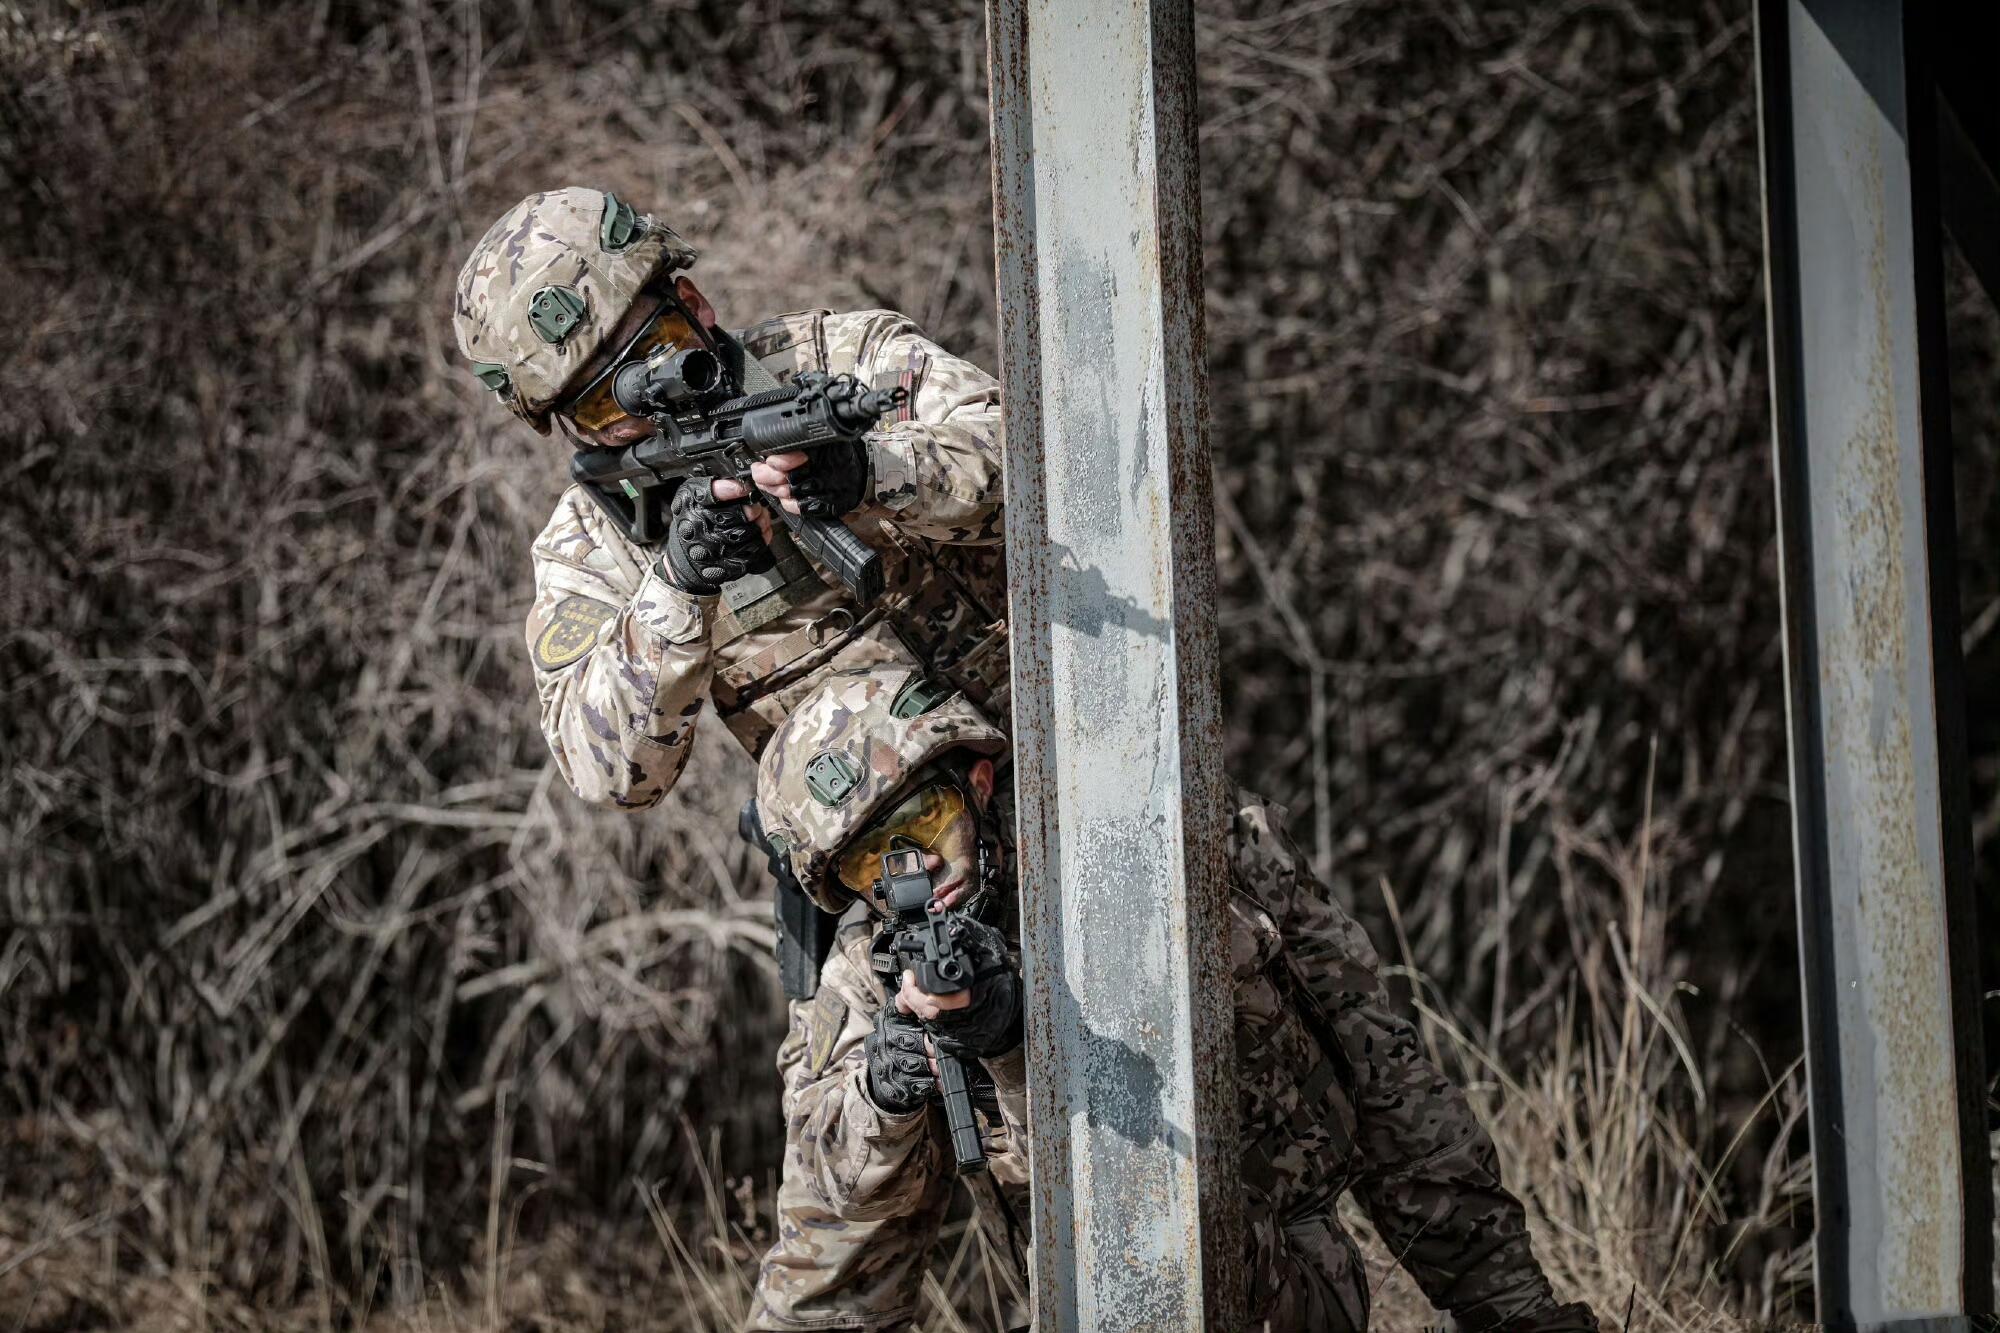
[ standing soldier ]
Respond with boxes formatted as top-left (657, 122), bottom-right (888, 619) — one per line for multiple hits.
top-left (452, 186), bottom-right (1011, 808)
top-left (453, 186), bottom-right (1011, 987)
top-left (746, 665), bottom-right (1602, 1333)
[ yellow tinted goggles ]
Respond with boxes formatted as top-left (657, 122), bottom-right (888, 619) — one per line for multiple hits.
top-left (560, 307), bottom-right (707, 431)
top-left (835, 781), bottom-right (972, 896)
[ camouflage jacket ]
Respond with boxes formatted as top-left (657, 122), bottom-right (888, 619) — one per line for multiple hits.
top-left (747, 790), bottom-right (1563, 1333)
top-left (525, 309), bottom-right (1009, 804)
top-left (747, 910), bottom-right (1032, 1332)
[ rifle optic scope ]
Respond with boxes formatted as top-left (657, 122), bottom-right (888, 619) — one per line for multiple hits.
top-left (613, 346), bottom-right (722, 416)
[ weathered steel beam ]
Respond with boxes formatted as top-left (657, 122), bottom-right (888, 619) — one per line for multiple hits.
top-left (1931, 8), bottom-right (2000, 308)
top-left (987, 0), bottom-right (1243, 1327)
top-left (1753, 2), bottom-right (1994, 1329)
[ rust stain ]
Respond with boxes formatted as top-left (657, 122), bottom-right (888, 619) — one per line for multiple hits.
top-left (1817, 119), bottom-right (1955, 1306)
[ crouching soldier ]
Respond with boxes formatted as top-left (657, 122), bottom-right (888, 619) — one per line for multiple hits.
top-left (742, 665), bottom-right (1599, 1333)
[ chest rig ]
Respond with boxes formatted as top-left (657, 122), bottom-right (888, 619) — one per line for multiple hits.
top-left (705, 311), bottom-right (1011, 755)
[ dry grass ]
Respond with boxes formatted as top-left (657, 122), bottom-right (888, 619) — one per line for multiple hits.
top-left (1, 769), bottom-right (1816, 1331)
top-left (2, 0), bottom-right (1995, 1328)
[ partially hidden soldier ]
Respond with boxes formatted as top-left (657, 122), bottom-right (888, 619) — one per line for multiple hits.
top-left (747, 665), bottom-right (1602, 1333)
top-left (452, 187), bottom-right (1011, 990)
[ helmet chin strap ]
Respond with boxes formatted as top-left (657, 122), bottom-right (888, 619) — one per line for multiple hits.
top-left (958, 805), bottom-right (1010, 925)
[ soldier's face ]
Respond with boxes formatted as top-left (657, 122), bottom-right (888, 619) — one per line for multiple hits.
top-left (920, 805), bottom-right (981, 907)
top-left (836, 757), bottom-right (997, 908)
top-left (919, 758), bottom-right (997, 909)
top-left (556, 291), bottom-right (668, 448)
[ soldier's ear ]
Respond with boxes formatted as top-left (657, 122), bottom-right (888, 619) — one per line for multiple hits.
top-left (967, 758), bottom-right (996, 810)
top-left (675, 275), bottom-right (718, 329)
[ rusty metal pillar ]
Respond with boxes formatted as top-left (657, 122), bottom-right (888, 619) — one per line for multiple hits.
top-left (1754, 1), bottom-right (1993, 1328)
top-left (987, 0), bottom-right (1243, 1327)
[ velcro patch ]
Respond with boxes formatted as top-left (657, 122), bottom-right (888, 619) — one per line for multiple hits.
top-left (532, 595), bottom-right (618, 671)
top-left (805, 990), bottom-right (848, 1077)
top-left (894, 354), bottom-right (926, 422)
top-left (870, 353), bottom-right (927, 426)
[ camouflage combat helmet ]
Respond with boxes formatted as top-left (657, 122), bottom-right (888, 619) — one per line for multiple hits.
top-left (757, 666), bottom-right (1007, 913)
top-left (453, 187), bottom-right (699, 434)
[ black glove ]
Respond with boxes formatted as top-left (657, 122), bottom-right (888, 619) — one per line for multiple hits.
top-left (783, 439), bottom-right (870, 519)
top-left (921, 915), bottom-right (1024, 1060)
top-left (659, 480), bottom-right (774, 595)
top-left (864, 1009), bottom-right (936, 1114)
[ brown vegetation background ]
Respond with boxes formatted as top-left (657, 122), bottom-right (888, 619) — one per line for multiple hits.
top-left (3, 1), bottom-right (1995, 1329)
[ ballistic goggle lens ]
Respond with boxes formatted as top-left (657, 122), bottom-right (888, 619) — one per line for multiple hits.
top-left (835, 782), bottom-right (972, 895)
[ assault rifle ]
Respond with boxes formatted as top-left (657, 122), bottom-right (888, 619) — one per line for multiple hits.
top-left (569, 347), bottom-right (905, 603)
top-left (739, 799), bottom-right (838, 1002)
top-left (873, 846), bottom-right (987, 1174)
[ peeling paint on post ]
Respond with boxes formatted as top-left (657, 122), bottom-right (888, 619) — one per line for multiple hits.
top-left (1755, 1), bottom-right (1993, 1328)
top-left (987, 0), bottom-right (1243, 1328)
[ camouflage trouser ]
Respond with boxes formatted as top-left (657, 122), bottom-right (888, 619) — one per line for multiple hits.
top-left (746, 1159), bottom-right (947, 1331)
top-left (745, 1124), bottom-right (1029, 1331)
top-left (747, 1188), bottom-right (1365, 1333)
top-left (1249, 1210), bottom-right (1372, 1333)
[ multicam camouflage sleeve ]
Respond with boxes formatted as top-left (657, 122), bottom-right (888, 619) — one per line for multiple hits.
top-left (525, 486), bottom-right (714, 808)
top-left (831, 311), bottom-right (1006, 546)
top-left (749, 935), bottom-right (952, 1332)
top-left (1230, 791), bottom-right (1567, 1332)
top-left (775, 942), bottom-right (945, 1219)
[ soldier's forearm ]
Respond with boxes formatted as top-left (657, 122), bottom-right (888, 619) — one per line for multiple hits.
top-left (977, 1045), bottom-right (1032, 1154)
top-left (859, 422), bottom-right (1005, 545)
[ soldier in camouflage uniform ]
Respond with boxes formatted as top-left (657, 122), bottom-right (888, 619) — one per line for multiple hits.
top-left (747, 666), bottom-right (1600, 1333)
top-left (452, 187), bottom-right (1009, 805)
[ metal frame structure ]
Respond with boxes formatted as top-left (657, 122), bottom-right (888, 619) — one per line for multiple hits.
top-left (1755, 2), bottom-right (1993, 1328)
top-left (988, 0), bottom-right (1243, 1327)
top-left (979, 0), bottom-right (1994, 1322)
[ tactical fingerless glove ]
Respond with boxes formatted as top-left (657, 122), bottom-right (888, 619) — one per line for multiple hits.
top-left (785, 438), bottom-right (870, 519)
top-left (659, 481), bottom-right (775, 595)
top-left (864, 1009), bottom-right (936, 1114)
top-left (922, 916), bottom-right (1024, 1060)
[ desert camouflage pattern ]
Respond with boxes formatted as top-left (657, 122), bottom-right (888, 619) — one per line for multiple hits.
top-left (749, 784), bottom-right (1572, 1333)
top-left (747, 916), bottom-right (1031, 1332)
top-left (524, 309), bottom-right (1010, 810)
top-left (454, 187), bottom-right (699, 432)
top-left (753, 665), bottom-right (1007, 912)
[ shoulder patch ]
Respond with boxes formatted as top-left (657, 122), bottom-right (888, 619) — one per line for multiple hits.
top-left (533, 595), bottom-right (618, 670)
top-left (805, 989), bottom-right (847, 1077)
top-left (869, 351), bottom-right (925, 424)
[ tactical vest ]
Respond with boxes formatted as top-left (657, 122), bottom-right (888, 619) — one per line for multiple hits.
top-left (706, 311), bottom-right (1011, 755)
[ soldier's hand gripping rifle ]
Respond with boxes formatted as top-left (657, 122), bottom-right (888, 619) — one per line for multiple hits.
top-left (873, 846), bottom-right (987, 1175)
top-left (569, 348), bottom-right (907, 603)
